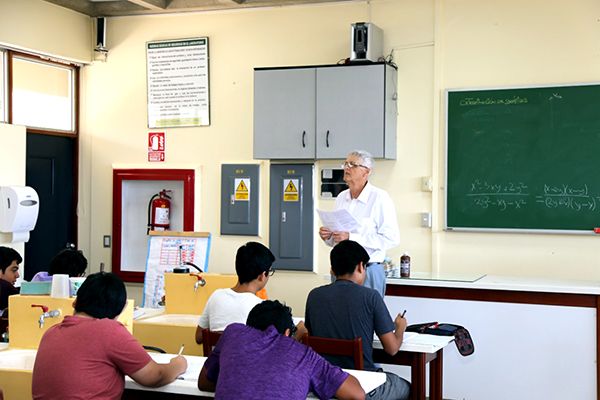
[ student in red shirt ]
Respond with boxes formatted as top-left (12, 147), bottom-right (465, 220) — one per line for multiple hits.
top-left (32, 272), bottom-right (187, 400)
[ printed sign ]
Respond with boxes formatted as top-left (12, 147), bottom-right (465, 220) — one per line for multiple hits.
top-left (147, 38), bottom-right (210, 128)
top-left (148, 132), bottom-right (165, 162)
top-left (283, 179), bottom-right (299, 202)
top-left (234, 178), bottom-right (250, 201)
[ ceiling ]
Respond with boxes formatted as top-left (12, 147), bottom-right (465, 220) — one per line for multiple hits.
top-left (42, 0), bottom-right (355, 17)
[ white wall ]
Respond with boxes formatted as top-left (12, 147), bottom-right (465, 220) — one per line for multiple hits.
top-left (79, 0), bottom-right (600, 311)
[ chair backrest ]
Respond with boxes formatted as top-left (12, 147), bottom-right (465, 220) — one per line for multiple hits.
top-left (301, 334), bottom-right (364, 370)
top-left (201, 328), bottom-right (223, 357)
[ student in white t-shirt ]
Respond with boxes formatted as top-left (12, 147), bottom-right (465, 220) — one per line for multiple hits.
top-left (194, 242), bottom-right (275, 344)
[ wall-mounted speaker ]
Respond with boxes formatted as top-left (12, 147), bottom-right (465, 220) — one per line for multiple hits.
top-left (95, 17), bottom-right (107, 51)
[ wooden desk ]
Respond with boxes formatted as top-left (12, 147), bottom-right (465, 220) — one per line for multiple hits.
top-left (373, 334), bottom-right (453, 400)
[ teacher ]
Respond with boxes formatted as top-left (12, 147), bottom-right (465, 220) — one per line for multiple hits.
top-left (318, 150), bottom-right (400, 297)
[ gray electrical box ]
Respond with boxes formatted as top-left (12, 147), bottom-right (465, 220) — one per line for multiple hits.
top-left (269, 164), bottom-right (313, 271)
top-left (320, 167), bottom-right (347, 198)
top-left (220, 164), bottom-right (259, 236)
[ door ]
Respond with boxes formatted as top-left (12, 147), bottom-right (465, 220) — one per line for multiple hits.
top-left (24, 134), bottom-right (76, 280)
top-left (253, 68), bottom-right (316, 159)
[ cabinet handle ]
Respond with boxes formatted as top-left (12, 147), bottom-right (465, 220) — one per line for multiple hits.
top-left (326, 130), bottom-right (330, 147)
top-left (302, 131), bottom-right (306, 148)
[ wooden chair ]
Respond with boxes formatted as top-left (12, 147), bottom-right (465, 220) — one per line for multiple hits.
top-left (201, 328), bottom-right (223, 357)
top-left (301, 334), bottom-right (364, 370)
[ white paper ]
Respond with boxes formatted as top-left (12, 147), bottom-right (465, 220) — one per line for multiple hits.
top-left (317, 209), bottom-right (359, 232)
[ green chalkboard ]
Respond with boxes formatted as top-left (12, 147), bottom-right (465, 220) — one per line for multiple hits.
top-left (446, 84), bottom-right (600, 232)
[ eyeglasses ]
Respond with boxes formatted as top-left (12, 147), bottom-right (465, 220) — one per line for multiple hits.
top-left (265, 268), bottom-right (275, 277)
top-left (341, 161), bottom-right (369, 170)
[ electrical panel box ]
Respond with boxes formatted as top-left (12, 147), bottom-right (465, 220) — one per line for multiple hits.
top-left (320, 167), bottom-right (347, 198)
top-left (220, 164), bottom-right (259, 236)
top-left (269, 164), bottom-right (313, 271)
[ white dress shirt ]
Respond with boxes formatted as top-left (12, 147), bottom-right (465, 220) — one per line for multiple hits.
top-left (326, 182), bottom-right (400, 262)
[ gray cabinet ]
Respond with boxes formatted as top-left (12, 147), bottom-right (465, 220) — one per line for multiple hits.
top-left (254, 63), bottom-right (397, 160)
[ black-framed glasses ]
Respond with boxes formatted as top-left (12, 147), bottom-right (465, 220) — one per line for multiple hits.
top-left (341, 161), bottom-right (368, 170)
top-left (265, 268), bottom-right (275, 277)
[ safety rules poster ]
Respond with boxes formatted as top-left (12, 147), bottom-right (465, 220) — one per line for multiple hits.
top-left (146, 37), bottom-right (210, 128)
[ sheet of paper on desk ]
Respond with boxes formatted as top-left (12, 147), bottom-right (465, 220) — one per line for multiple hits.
top-left (317, 209), bottom-right (359, 232)
top-left (148, 353), bottom-right (204, 381)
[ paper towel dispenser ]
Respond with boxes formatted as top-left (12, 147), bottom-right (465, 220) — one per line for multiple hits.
top-left (0, 186), bottom-right (39, 233)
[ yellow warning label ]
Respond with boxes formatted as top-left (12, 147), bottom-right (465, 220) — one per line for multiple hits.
top-left (283, 179), bottom-right (299, 202)
top-left (235, 178), bottom-right (249, 201)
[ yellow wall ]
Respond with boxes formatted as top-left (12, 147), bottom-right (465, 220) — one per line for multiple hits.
top-left (0, 0), bottom-right (91, 63)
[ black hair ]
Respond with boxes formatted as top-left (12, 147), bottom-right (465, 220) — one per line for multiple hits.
top-left (330, 240), bottom-right (370, 277)
top-left (235, 242), bottom-right (275, 284)
top-left (0, 246), bottom-right (22, 273)
top-left (246, 300), bottom-right (295, 335)
top-left (74, 272), bottom-right (126, 319)
top-left (49, 248), bottom-right (88, 277)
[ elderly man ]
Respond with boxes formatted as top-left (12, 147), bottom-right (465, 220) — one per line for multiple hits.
top-left (318, 150), bottom-right (400, 297)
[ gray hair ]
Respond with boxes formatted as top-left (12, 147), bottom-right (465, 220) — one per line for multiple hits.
top-left (348, 150), bottom-right (374, 170)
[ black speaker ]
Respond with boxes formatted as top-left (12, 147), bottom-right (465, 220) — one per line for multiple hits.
top-left (95, 17), bottom-right (106, 50)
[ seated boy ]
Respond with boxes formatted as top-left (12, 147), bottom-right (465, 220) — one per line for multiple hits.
top-left (32, 272), bottom-right (187, 400)
top-left (198, 300), bottom-right (365, 400)
top-left (31, 244), bottom-right (87, 282)
top-left (195, 241), bottom-right (274, 344)
top-left (0, 246), bottom-right (22, 311)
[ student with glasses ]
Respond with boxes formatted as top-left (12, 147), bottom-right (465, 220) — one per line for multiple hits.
top-left (198, 300), bottom-right (365, 400)
top-left (195, 242), bottom-right (277, 345)
top-left (318, 150), bottom-right (400, 298)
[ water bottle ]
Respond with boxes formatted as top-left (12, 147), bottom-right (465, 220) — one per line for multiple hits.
top-left (400, 252), bottom-right (411, 278)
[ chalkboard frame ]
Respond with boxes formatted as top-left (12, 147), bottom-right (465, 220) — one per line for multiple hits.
top-left (444, 82), bottom-right (600, 234)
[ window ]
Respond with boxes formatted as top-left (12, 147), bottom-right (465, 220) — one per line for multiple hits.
top-left (11, 54), bottom-right (76, 133)
top-left (0, 50), bottom-right (5, 122)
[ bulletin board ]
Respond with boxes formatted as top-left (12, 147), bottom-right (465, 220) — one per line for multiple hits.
top-left (143, 231), bottom-right (211, 308)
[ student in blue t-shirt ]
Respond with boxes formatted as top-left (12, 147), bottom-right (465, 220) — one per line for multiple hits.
top-left (197, 300), bottom-right (365, 400)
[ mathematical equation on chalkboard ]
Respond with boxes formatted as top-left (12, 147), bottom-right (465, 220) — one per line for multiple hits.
top-left (466, 180), bottom-right (599, 212)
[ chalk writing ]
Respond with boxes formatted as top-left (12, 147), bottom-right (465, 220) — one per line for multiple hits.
top-left (459, 96), bottom-right (528, 106)
top-left (466, 181), bottom-right (600, 213)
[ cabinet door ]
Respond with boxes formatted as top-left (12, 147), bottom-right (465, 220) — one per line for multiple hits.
top-left (316, 65), bottom-right (385, 159)
top-left (253, 68), bottom-right (316, 159)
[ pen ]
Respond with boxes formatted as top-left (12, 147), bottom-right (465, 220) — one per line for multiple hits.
top-left (401, 309), bottom-right (406, 318)
top-left (178, 344), bottom-right (185, 355)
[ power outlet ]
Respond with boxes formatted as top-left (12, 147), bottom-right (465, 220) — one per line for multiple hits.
top-left (420, 212), bottom-right (432, 228)
top-left (421, 176), bottom-right (433, 192)
top-left (103, 235), bottom-right (111, 248)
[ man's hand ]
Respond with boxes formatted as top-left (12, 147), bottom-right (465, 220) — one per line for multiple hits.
top-left (294, 320), bottom-right (308, 341)
top-left (394, 313), bottom-right (407, 333)
top-left (319, 227), bottom-right (333, 241)
top-left (331, 231), bottom-right (350, 243)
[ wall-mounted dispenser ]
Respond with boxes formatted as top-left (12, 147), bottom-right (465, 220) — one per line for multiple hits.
top-left (0, 186), bottom-right (39, 243)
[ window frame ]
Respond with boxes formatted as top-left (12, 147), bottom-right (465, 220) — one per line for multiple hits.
top-left (0, 50), bottom-right (6, 123)
top-left (7, 50), bottom-right (80, 137)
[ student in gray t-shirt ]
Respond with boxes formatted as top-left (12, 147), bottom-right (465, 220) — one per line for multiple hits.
top-left (305, 240), bottom-right (410, 400)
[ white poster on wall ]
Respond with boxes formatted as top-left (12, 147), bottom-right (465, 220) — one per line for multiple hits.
top-left (146, 38), bottom-right (210, 128)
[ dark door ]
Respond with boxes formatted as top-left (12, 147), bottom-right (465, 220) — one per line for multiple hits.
top-left (25, 134), bottom-right (77, 280)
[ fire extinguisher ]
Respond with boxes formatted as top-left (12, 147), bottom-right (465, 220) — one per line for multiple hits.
top-left (147, 190), bottom-right (172, 234)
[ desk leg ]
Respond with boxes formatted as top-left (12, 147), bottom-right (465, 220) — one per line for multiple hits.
top-left (429, 349), bottom-right (443, 400)
top-left (410, 353), bottom-right (426, 400)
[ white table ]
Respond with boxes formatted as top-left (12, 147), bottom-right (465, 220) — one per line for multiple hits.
top-left (124, 352), bottom-right (386, 399)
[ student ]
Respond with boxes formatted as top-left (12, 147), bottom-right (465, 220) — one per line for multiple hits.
top-left (0, 246), bottom-right (22, 311)
top-left (198, 300), bottom-right (365, 400)
top-left (194, 241), bottom-right (275, 344)
top-left (31, 244), bottom-right (88, 281)
top-left (305, 240), bottom-right (410, 400)
top-left (32, 272), bottom-right (187, 400)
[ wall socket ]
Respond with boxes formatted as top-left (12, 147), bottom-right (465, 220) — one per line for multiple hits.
top-left (420, 212), bottom-right (432, 228)
top-left (103, 235), bottom-right (111, 248)
top-left (421, 176), bottom-right (433, 192)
